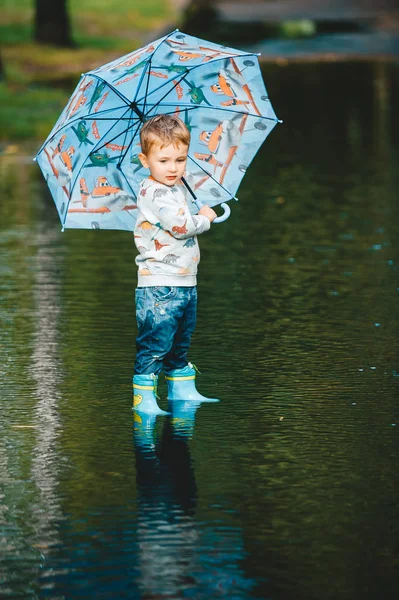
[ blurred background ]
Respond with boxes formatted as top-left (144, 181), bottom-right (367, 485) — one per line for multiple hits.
top-left (1, 2), bottom-right (399, 600)
top-left (1, 0), bottom-right (398, 144)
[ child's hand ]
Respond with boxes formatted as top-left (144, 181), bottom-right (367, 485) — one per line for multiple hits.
top-left (198, 205), bottom-right (217, 223)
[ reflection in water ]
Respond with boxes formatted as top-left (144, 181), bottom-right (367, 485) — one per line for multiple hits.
top-left (134, 403), bottom-right (255, 599)
top-left (30, 231), bottom-right (64, 560)
top-left (0, 224), bottom-right (65, 594)
top-left (373, 61), bottom-right (390, 163)
top-left (1, 61), bottom-right (399, 599)
top-left (133, 402), bottom-right (199, 598)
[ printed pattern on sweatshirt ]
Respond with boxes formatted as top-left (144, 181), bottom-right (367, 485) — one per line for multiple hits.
top-left (134, 177), bottom-right (210, 285)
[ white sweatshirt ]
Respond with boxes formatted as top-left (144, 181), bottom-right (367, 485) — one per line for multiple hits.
top-left (134, 177), bottom-right (211, 287)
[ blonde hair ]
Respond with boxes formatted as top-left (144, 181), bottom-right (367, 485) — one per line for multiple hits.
top-left (140, 114), bottom-right (190, 155)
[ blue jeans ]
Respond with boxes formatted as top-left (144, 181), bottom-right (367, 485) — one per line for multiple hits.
top-left (134, 286), bottom-right (197, 375)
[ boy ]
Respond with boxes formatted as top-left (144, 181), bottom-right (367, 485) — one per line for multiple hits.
top-left (133, 114), bottom-right (218, 415)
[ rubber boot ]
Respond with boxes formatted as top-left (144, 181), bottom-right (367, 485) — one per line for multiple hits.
top-left (133, 373), bottom-right (169, 415)
top-left (168, 399), bottom-right (201, 438)
top-left (165, 363), bottom-right (219, 402)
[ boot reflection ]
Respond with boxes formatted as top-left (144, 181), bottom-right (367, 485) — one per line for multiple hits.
top-left (133, 400), bottom-right (200, 595)
top-left (132, 411), bottom-right (158, 456)
top-left (133, 398), bottom-right (201, 514)
top-left (167, 399), bottom-right (201, 439)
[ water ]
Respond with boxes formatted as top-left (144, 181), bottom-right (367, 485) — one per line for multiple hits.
top-left (1, 61), bottom-right (399, 599)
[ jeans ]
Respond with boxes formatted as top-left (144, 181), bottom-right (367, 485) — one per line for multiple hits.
top-left (134, 286), bottom-right (197, 376)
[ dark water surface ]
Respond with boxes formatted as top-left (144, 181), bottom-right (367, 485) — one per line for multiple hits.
top-left (1, 62), bottom-right (399, 599)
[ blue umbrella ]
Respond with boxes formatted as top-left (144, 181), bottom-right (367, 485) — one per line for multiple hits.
top-left (35, 30), bottom-right (281, 231)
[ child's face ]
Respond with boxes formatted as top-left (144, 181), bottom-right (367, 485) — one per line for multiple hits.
top-left (139, 142), bottom-right (188, 187)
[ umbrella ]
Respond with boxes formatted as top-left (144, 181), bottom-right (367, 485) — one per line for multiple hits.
top-left (35, 29), bottom-right (281, 231)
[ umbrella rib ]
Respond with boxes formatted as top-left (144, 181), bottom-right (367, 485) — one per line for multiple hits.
top-left (80, 116), bottom-right (135, 121)
top-left (92, 113), bottom-right (141, 154)
top-left (131, 30), bottom-right (176, 108)
top-left (62, 166), bottom-right (88, 230)
top-left (139, 69), bottom-right (193, 120)
top-left (82, 114), bottom-right (136, 121)
top-left (119, 106), bottom-right (136, 160)
top-left (186, 155), bottom-right (238, 201)
top-left (176, 51), bottom-right (262, 78)
top-left (145, 101), bottom-right (278, 122)
top-left (118, 118), bottom-right (144, 166)
top-left (117, 164), bottom-right (138, 202)
top-left (148, 72), bottom-right (194, 117)
top-left (132, 29), bottom-right (180, 107)
top-left (61, 104), bottom-right (134, 226)
top-left (145, 104), bottom-right (198, 119)
top-left (131, 58), bottom-right (152, 108)
top-left (135, 68), bottom-right (191, 107)
top-left (36, 104), bottom-right (131, 156)
top-left (88, 73), bottom-right (132, 108)
top-left (141, 56), bottom-right (153, 120)
top-left (135, 50), bottom-right (262, 105)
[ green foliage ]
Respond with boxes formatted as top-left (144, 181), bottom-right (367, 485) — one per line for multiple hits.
top-left (0, 83), bottom-right (69, 140)
top-left (279, 19), bottom-right (316, 38)
top-left (1, 0), bottom-right (176, 142)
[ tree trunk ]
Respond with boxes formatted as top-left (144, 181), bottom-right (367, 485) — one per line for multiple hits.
top-left (34, 0), bottom-right (74, 47)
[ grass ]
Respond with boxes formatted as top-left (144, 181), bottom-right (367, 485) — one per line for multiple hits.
top-left (1, 0), bottom-right (177, 143)
top-left (0, 84), bottom-right (67, 142)
top-left (2, 0), bottom-right (174, 47)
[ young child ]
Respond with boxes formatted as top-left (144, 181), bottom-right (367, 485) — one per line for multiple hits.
top-left (133, 114), bottom-right (218, 415)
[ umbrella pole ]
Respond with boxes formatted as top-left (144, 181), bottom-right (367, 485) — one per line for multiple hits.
top-left (181, 177), bottom-right (231, 224)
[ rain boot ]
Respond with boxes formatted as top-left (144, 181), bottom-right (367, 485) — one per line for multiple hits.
top-left (133, 373), bottom-right (169, 415)
top-left (165, 363), bottom-right (219, 402)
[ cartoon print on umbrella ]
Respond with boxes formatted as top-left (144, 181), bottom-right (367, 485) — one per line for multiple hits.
top-left (102, 43), bottom-right (155, 73)
top-left (112, 60), bottom-right (148, 84)
top-left (164, 36), bottom-right (238, 64)
top-left (57, 79), bottom-right (93, 130)
top-left (194, 112), bottom-right (248, 185)
top-left (68, 174), bottom-right (136, 214)
top-left (208, 58), bottom-right (262, 115)
top-left (44, 134), bottom-right (76, 198)
top-left (158, 64), bottom-right (189, 76)
top-left (184, 80), bottom-right (212, 106)
top-left (131, 153), bottom-right (144, 174)
top-left (87, 81), bottom-right (107, 112)
top-left (72, 120), bottom-right (94, 146)
top-left (84, 151), bottom-right (121, 169)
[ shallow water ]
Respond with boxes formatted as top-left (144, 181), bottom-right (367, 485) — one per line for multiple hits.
top-left (1, 61), bottom-right (399, 600)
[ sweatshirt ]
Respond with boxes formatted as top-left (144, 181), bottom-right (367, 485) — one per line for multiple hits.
top-left (134, 177), bottom-right (211, 287)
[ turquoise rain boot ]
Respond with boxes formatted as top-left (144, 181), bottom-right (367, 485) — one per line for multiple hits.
top-left (165, 363), bottom-right (219, 402)
top-left (133, 373), bottom-right (170, 415)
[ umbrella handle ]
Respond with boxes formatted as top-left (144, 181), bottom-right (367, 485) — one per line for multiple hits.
top-left (181, 177), bottom-right (231, 225)
top-left (213, 202), bottom-right (231, 224)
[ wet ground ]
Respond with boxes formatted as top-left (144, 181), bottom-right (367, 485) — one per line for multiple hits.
top-left (1, 60), bottom-right (399, 599)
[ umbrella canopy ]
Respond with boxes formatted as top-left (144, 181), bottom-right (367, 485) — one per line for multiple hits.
top-left (35, 30), bottom-right (281, 231)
